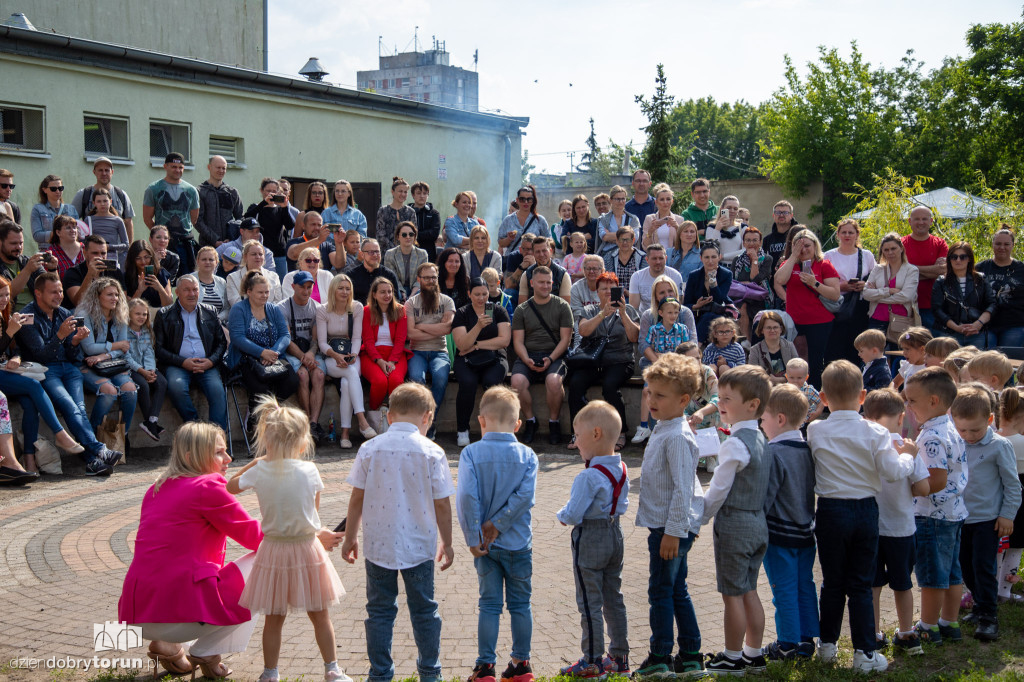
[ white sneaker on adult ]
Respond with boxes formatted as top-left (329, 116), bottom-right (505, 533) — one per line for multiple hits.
top-left (631, 425), bottom-right (652, 444)
top-left (457, 431), bottom-right (470, 447)
top-left (816, 641), bottom-right (838, 663)
top-left (852, 650), bottom-right (888, 673)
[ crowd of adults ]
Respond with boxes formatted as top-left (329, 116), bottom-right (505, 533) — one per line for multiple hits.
top-left (0, 157), bottom-right (1021, 481)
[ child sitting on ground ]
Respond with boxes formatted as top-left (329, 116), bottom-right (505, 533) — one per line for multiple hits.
top-left (951, 384), bottom-right (1022, 642)
top-left (341, 383), bottom-right (456, 682)
top-left (809, 360), bottom-right (916, 673)
top-left (702, 316), bottom-right (746, 377)
top-left (700, 366), bottom-right (773, 674)
top-left (760, 383), bottom-right (818, 661)
top-left (862, 388), bottom-right (931, 655)
top-left (557, 401), bottom-right (631, 678)
top-left (855, 329), bottom-right (892, 392)
top-left (786, 358), bottom-right (824, 426)
top-left (456, 386), bottom-right (538, 682)
top-left (965, 350), bottom-right (1015, 392)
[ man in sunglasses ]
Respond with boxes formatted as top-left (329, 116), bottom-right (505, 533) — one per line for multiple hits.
top-left (286, 211), bottom-right (346, 272)
top-left (902, 206), bottom-right (948, 331)
top-left (0, 169), bottom-right (19, 224)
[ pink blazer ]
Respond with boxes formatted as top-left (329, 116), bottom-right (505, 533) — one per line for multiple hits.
top-left (118, 474), bottom-right (263, 626)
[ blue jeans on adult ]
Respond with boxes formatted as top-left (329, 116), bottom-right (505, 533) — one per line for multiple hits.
top-left (165, 366), bottom-right (228, 431)
top-left (474, 547), bottom-right (533, 665)
top-left (274, 256), bottom-right (288, 280)
top-left (408, 351), bottom-right (450, 416)
top-left (762, 544), bottom-right (820, 645)
top-left (919, 308), bottom-right (935, 333)
top-left (365, 559), bottom-right (442, 682)
top-left (0, 369), bottom-right (70, 455)
top-left (994, 326), bottom-right (1024, 347)
top-left (39, 362), bottom-right (104, 461)
top-left (80, 369), bottom-right (138, 430)
top-left (815, 497), bottom-right (879, 653)
top-left (646, 528), bottom-right (701, 655)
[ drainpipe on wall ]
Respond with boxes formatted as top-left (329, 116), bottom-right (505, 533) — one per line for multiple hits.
top-left (263, 0), bottom-right (269, 71)
top-left (503, 135), bottom-right (512, 216)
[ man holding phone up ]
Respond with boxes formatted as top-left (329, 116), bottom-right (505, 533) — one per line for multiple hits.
top-left (0, 221), bottom-right (45, 312)
top-left (62, 236), bottom-right (126, 309)
top-left (511, 267), bottom-right (573, 445)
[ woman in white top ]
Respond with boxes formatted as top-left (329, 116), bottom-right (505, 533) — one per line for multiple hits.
top-left (824, 218), bottom-right (878, 363)
top-left (316, 273), bottom-right (376, 448)
top-left (227, 240), bottom-right (281, 309)
top-left (462, 225), bottom-right (502, 280)
top-left (704, 194), bottom-right (745, 265)
top-left (277, 246), bottom-right (333, 304)
top-left (641, 183), bottom-right (683, 251)
top-left (193, 246), bottom-right (229, 322)
top-left (595, 185), bottom-right (640, 257)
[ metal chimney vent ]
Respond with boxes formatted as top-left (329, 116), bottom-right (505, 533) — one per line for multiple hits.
top-left (299, 57), bottom-right (329, 82)
top-left (3, 12), bottom-right (37, 30)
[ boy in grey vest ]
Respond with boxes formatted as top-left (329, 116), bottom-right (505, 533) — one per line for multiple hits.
top-left (700, 366), bottom-right (773, 675)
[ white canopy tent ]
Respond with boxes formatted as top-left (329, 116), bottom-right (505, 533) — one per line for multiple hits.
top-left (850, 187), bottom-right (1002, 221)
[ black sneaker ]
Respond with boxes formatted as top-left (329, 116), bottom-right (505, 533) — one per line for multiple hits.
top-left (100, 447), bottom-right (123, 466)
top-left (938, 622), bottom-right (962, 642)
top-left (704, 652), bottom-right (745, 675)
top-left (85, 459), bottom-right (113, 476)
top-left (427, 424), bottom-right (437, 440)
top-left (467, 662), bottom-right (496, 682)
top-left (741, 652), bottom-right (766, 673)
top-left (499, 659), bottom-right (533, 682)
top-left (762, 641), bottom-right (800, 661)
top-left (548, 420), bottom-right (562, 445)
top-left (672, 652), bottom-right (704, 675)
top-left (974, 619), bottom-right (999, 642)
top-left (632, 653), bottom-right (673, 678)
top-left (892, 631), bottom-right (923, 656)
top-left (521, 419), bottom-right (537, 444)
top-left (310, 422), bottom-right (325, 444)
top-left (140, 421), bottom-right (166, 441)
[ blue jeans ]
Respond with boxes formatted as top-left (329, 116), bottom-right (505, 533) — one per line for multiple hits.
top-left (474, 547), bottom-right (532, 665)
top-left (762, 544), bottom-right (819, 644)
top-left (0, 369), bottom-right (68, 454)
top-left (994, 326), bottom-right (1024, 347)
top-left (646, 528), bottom-right (701, 655)
top-left (365, 559), bottom-right (442, 682)
top-left (936, 328), bottom-right (990, 349)
top-left (274, 256), bottom-right (288, 280)
top-left (407, 351), bottom-right (450, 416)
top-left (919, 308), bottom-right (935, 332)
top-left (39, 362), bottom-right (103, 460)
top-left (165, 366), bottom-right (228, 431)
top-left (80, 369), bottom-right (137, 431)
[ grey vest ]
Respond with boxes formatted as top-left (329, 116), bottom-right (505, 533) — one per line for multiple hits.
top-left (722, 428), bottom-right (770, 512)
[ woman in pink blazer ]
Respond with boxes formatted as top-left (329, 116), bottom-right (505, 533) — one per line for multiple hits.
top-left (360, 277), bottom-right (409, 424)
top-left (118, 422), bottom-right (263, 679)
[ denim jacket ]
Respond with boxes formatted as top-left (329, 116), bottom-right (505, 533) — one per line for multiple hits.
top-left (75, 312), bottom-right (129, 360)
top-left (226, 300), bottom-right (291, 369)
top-left (127, 327), bottom-right (157, 372)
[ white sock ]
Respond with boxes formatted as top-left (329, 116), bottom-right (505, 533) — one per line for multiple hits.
top-left (918, 620), bottom-right (937, 629)
top-left (262, 669), bottom-right (278, 678)
top-left (999, 548), bottom-right (1022, 598)
top-left (742, 645), bottom-right (761, 659)
top-left (325, 661), bottom-right (339, 672)
top-left (148, 416), bottom-right (158, 423)
top-left (938, 617), bottom-right (956, 627)
top-left (723, 649), bottom-right (742, 661)
top-left (897, 629), bottom-right (915, 638)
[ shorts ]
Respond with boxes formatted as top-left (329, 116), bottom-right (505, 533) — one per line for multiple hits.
top-left (511, 354), bottom-right (566, 383)
top-left (914, 517), bottom-right (963, 589)
top-left (873, 534), bottom-right (916, 591)
top-left (712, 508), bottom-right (768, 596)
top-left (285, 353), bottom-right (328, 375)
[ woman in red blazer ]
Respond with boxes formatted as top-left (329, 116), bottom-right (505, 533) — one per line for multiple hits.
top-left (118, 422), bottom-right (263, 678)
top-left (360, 277), bottom-right (409, 425)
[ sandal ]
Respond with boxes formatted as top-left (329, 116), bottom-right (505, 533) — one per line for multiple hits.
top-left (615, 434), bottom-right (626, 452)
top-left (147, 645), bottom-right (193, 675)
top-left (186, 654), bottom-right (231, 680)
top-left (567, 434), bottom-right (578, 450)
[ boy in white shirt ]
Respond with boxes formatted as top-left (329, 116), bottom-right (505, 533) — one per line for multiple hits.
top-left (863, 388), bottom-right (931, 655)
top-left (808, 360), bottom-right (916, 673)
top-left (341, 383), bottom-right (456, 682)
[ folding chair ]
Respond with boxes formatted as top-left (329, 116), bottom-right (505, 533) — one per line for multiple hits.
top-left (224, 369), bottom-right (253, 458)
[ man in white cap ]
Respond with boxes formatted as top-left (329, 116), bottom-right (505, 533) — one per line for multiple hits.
top-left (71, 157), bottom-right (136, 240)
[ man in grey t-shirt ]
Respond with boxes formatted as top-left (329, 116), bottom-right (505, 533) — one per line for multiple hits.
top-left (278, 270), bottom-right (327, 441)
top-left (405, 262), bottom-right (455, 439)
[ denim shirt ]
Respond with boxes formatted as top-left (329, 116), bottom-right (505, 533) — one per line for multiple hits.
top-left (668, 245), bottom-right (702, 280)
top-left (557, 454), bottom-right (630, 525)
top-left (321, 204), bottom-right (368, 238)
top-left (226, 300), bottom-right (291, 369)
top-left (127, 327), bottom-right (157, 372)
top-left (456, 432), bottom-right (538, 551)
top-left (77, 314), bottom-right (128, 359)
top-left (15, 302), bottom-right (81, 365)
top-left (444, 215), bottom-right (478, 250)
top-left (30, 202), bottom-right (79, 244)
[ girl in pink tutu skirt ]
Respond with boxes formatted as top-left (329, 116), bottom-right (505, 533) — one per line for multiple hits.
top-left (228, 396), bottom-right (349, 682)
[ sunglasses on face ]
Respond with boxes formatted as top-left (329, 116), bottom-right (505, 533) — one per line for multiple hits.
top-left (48, 186), bottom-right (65, 192)
top-left (0, 183), bottom-right (14, 189)
top-left (304, 258), bottom-right (320, 264)
top-left (950, 253), bottom-right (969, 261)
top-left (517, 196), bottom-right (534, 203)
top-left (400, 232), bottom-right (415, 238)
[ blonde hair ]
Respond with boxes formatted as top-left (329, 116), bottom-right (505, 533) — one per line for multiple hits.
top-left (719, 365), bottom-right (771, 417)
top-left (766, 383), bottom-right (809, 427)
top-left (298, 246), bottom-right (321, 267)
top-left (480, 267), bottom-right (501, 286)
top-left (965, 350), bottom-right (1014, 385)
top-left (950, 383), bottom-right (997, 422)
top-left (708, 316), bottom-right (738, 345)
top-left (863, 387), bottom-right (905, 420)
top-left (854, 328), bottom-right (886, 352)
top-left (652, 182), bottom-right (674, 199)
top-left (252, 395), bottom-right (314, 460)
top-left (479, 386), bottom-right (520, 425)
top-left (568, 231), bottom-right (589, 253)
top-left (469, 224), bottom-right (490, 245)
top-left (943, 346), bottom-right (980, 382)
top-left (898, 327), bottom-right (932, 350)
top-left (127, 298), bottom-right (152, 335)
top-left (197, 245), bottom-right (219, 262)
top-left (153, 422), bottom-right (227, 493)
top-left (820, 359), bottom-right (864, 403)
top-left (789, 228), bottom-right (825, 262)
top-left (906, 366), bottom-right (959, 409)
top-left (786, 358), bottom-right (809, 376)
top-left (77, 277), bottom-right (129, 330)
top-left (648, 275), bottom-right (680, 320)
top-left (643, 353), bottom-right (701, 399)
top-left (389, 382), bottom-right (435, 417)
top-left (924, 336), bottom-right (959, 361)
top-left (999, 386), bottom-right (1024, 427)
top-left (326, 273), bottom-right (355, 314)
top-left (609, 185), bottom-right (628, 200)
top-left (574, 401), bottom-right (621, 450)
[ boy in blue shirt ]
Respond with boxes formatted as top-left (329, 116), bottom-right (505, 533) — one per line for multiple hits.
top-left (557, 401), bottom-right (630, 678)
top-left (855, 329), bottom-right (892, 392)
top-left (456, 386), bottom-right (539, 682)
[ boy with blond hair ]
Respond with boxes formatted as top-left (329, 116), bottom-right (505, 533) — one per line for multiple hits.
top-left (965, 351), bottom-right (1015, 392)
top-left (760, 384), bottom-right (818, 661)
top-left (341, 383), bottom-right (455, 682)
top-left (863, 388), bottom-right (931, 655)
top-left (633, 354), bottom-right (706, 677)
top-left (701, 366), bottom-right (773, 674)
top-left (855, 329), bottom-right (892, 392)
top-left (809, 360), bottom-right (917, 673)
top-left (557, 401), bottom-right (630, 678)
top-left (456, 386), bottom-right (538, 682)
top-left (786, 358), bottom-right (823, 425)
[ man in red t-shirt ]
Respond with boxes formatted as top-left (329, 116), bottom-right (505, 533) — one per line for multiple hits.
top-left (901, 206), bottom-right (947, 331)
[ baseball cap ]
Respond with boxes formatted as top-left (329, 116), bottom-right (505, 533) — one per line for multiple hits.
top-left (239, 217), bottom-right (260, 232)
top-left (222, 247), bottom-right (242, 264)
top-left (92, 157), bottom-right (113, 169)
top-left (292, 271), bottom-right (314, 285)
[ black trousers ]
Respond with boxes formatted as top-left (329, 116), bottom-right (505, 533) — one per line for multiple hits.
top-left (960, 520), bottom-right (1000, 621)
top-left (453, 357), bottom-right (508, 432)
top-left (567, 362), bottom-right (634, 433)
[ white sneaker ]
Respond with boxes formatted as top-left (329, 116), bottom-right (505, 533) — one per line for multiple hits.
top-left (457, 431), bottom-right (470, 447)
top-left (817, 641), bottom-right (838, 663)
top-left (631, 425), bottom-right (652, 444)
top-left (324, 668), bottom-right (353, 682)
top-left (706, 456), bottom-right (719, 473)
top-left (378, 406), bottom-right (389, 433)
top-left (365, 409), bottom-right (381, 431)
top-left (852, 650), bottom-right (888, 673)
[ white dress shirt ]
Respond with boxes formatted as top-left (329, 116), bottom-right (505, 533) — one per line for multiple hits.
top-left (807, 410), bottom-right (915, 499)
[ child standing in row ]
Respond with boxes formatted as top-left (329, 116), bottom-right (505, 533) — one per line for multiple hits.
top-left (456, 387), bottom-right (538, 682)
top-left (862, 388), bottom-right (931, 655)
top-left (760, 384), bottom-right (818, 661)
top-left (904, 367), bottom-right (968, 646)
top-left (557, 401), bottom-right (630, 678)
top-left (893, 327), bottom-right (931, 392)
top-left (965, 351), bottom-right (1015, 392)
top-left (855, 329), bottom-right (892, 392)
top-left (951, 384), bottom-right (1021, 641)
top-left (809, 360), bottom-right (916, 673)
top-left (786, 358), bottom-right (824, 426)
top-left (126, 298), bottom-right (167, 440)
top-left (228, 397), bottom-right (348, 682)
top-left (700, 366), bottom-right (773, 674)
top-left (342, 383), bottom-right (455, 682)
top-left (998, 387), bottom-right (1024, 603)
top-left (633, 353), bottom-right (706, 677)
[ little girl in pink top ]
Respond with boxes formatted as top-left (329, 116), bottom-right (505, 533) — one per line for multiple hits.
top-left (228, 396), bottom-right (348, 682)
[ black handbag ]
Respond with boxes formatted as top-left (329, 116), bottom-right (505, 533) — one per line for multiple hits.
top-left (463, 349), bottom-right (499, 369)
top-left (327, 312), bottom-right (355, 356)
top-left (93, 358), bottom-right (130, 377)
top-left (832, 249), bottom-right (864, 322)
top-left (244, 355), bottom-right (290, 381)
top-left (565, 312), bottom-right (617, 370)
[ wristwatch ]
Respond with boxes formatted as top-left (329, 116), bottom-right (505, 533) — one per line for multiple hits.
top-left (814, 281), bottom-right (821, 288)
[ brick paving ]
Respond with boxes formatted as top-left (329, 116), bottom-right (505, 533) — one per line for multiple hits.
top-left (0, 439), bottom-right (895, 680)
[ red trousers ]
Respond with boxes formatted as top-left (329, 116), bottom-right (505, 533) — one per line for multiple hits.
top-left (360, 345), bottom-right (408, 409)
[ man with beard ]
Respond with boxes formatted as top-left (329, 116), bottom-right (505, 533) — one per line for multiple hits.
top-left (761, 200), bottom-right (798, 303)
top-left (405, 263), bottom-right (455, 439)
top-left (0, 221), bottom-right (45, 311)
top-left (143, 152), bottom-right (200, 273)
top-left (342, 238), bottom-right (401, 304)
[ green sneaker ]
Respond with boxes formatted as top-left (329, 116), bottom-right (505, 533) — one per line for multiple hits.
top-left (631, 653), bottom-right (672, 678)
top-left (939, 622), bottom-right (962, 642)
top-left (914, 623), bottom-right (942, 645)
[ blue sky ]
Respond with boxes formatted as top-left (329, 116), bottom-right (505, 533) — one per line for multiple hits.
top-left (270, 0), bottom-right (1023, 174)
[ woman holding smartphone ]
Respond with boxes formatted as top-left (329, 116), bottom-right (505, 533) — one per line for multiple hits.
top-left (47, 215), bottom-right (85, 279)
top-left (125, 240), bottom-right (174, 308)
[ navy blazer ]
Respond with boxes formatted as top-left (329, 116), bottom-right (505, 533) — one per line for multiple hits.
top-left (683, 265), bottom-right (733, 314)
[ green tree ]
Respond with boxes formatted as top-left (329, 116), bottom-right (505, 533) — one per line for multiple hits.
top-left (636, 64), bottom-right (688, 183)
top-left (589, 139), bottom-right (641, 184)
top-left (520, 150), bottom-right (535, 185)
top-left (669, 97), bottom-right (766, 180)
top-left (577, 118), bottom-right (600, 172)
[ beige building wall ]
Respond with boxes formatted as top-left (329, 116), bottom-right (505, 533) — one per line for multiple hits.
top-left (0, 0), bottom-right (266, 70)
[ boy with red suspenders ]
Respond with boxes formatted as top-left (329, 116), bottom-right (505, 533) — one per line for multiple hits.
top-left (557, 401), bottom-right (631, 678)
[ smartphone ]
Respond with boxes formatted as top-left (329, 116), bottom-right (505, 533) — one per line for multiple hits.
top-left (74, 316), bottom-right (86, 328)
top-left (326, 223), bottom-right (341, 233)
top-left (485, 301), bottom-right (494, 319)
top-left (42, 252), bottom-right (56, 264)
top-left (21, 313), bottom-right (34, 325)
top-left (532, 358), bottom-right (545, 368)
top-left (102, 259), bottom-right (118, 271)
top-left (271, 193), bottom-right (286, 203)
top-left (848, 277), bottom-right (861, 284)
top-left (801, 259), bottom-right (812, 272)
top-left (610, 286), bottom-right (623, 302)
top-left (144, 265), bottom-right (155, 276)
top-left (333, 518), bottom-right (347, 533)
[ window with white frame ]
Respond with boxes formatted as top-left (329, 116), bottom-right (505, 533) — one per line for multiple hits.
top-left (209, 135), bottom-right (244, 166)
top-left (84, 114), bottom-right (130, 159)
top-left (149, 120), bottom-right (191, 163)
top-left (0, 103), bottom-right (45, 153)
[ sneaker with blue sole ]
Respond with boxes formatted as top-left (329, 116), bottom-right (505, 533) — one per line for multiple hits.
top-left (560, 658), bottom-right (604, 679)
